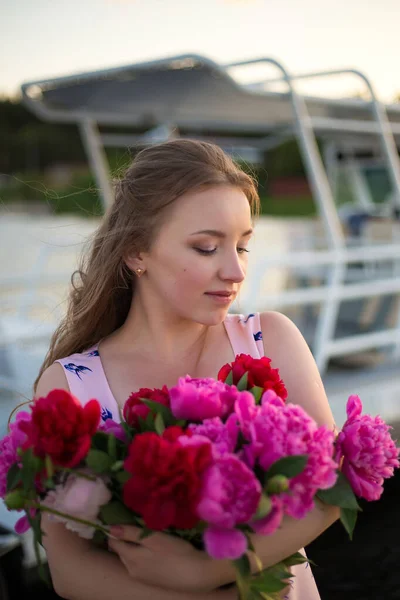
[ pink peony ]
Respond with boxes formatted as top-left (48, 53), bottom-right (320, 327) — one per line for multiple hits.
top-left (99, 419), bottom-right (127, 442)
top-left (203, 526), bottom-right (247, 560)
top-left (197, 454), bottom-right (262, 528)
top-left (335, 395), bottom-right (400, 501)
top-left (169, 377), bottom-right (241, 421)
top-left (249, 390), bottom-right (338, 526)
top-left (0, 411), bottom-right (31, 497)
top-left (188, 414), bottom-right (239, 455)
top-left (233, 390), bottom-right (260, 442)
top-left (42, 472), bottom-right (112, 539)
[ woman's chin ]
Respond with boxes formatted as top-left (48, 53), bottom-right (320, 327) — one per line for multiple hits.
top-left (194, 307), bottom-right (232, 326)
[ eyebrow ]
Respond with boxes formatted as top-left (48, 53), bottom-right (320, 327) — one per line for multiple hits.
top-left (190, 228), bottom-right (253, 238)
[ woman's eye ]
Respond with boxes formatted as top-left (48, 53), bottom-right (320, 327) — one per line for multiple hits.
top-left (195, 247), bottom-right (250, 256)
top-left (195, 248), bottom-right (217, 255)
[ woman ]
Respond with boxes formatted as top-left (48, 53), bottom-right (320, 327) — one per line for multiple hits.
top-left (35, 139), bottom-right (339, 599)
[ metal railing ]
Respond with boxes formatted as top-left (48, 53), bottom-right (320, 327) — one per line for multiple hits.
top-left (18, 54), bottom-right (400, 379)
top-left (241, 241), bottom-right (400, 372)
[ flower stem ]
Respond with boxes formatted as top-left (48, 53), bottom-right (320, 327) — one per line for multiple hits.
top-left (30, 503), bottom-right (110, 536)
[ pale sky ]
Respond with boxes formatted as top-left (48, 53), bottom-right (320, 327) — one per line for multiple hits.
top-left (1, 0), bottom-right (400, 102)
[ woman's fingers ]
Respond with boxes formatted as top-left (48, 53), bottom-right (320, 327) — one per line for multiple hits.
top-left (108, 538), bottom-right (151, 562)
top-left (108, 525), bottom-right (142, 543)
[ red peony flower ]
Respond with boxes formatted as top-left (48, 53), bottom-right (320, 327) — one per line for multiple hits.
top-left (123, 386), bottom-right (170, 428)
top-left (161, 425), bottom-right (192, 443)
top-left (218, 353), bottom-right (287, 400)
top-left (20, 389), bottom-right (100, 468)
top-left (123, 431), bottom-right (212, 530)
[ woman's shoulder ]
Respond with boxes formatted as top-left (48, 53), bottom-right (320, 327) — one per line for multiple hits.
top-left (35, 362), bottom-right (70, 398)
top-left (226, 311), bottom-right (304, 348)
top-left (259, 310), bottom-right (298, 333)
top-left (36, 345), bottom-right (101, 398)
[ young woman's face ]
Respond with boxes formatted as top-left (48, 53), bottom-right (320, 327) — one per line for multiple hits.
top-left (140, 185), bottom-right (253, 325)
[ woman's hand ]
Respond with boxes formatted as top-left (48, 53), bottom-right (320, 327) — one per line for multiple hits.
top-left (107, 525), bottom-right (227, 594)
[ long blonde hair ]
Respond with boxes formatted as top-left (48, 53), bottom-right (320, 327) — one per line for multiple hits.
top-left (34, 139), bottom-right (260, 390)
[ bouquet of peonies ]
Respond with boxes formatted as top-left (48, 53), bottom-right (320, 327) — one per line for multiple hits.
top-left (1, 354), bottom-right (399, 599)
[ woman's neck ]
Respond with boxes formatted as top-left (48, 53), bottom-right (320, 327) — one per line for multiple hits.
top-left (106, 296), bottom-right (212, 367)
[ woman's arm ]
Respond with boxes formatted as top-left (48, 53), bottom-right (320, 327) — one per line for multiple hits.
top-left (35, 366), bottom-right (234, 600)
top-left (209, 496), bottom-right (339, 587)
top-left (42, 516), bottom-right (234, 600)
top-left (208, 310), bottom-right (341, 588)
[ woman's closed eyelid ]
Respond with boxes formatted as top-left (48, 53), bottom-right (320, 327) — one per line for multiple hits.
top-left (194, 247), bottom-right (249, 256)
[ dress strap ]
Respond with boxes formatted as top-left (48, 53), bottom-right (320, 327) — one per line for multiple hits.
top-left (223, 313), bottom-right (264, 359)
top-left (54, 345), bottom-right (118, 423)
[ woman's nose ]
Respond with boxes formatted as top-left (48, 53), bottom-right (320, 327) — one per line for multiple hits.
top-left (219, 254), bottom-right (246, 284)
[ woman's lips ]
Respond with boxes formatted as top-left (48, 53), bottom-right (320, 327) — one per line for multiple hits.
top-left (205, 292), bottom-right (234, 304)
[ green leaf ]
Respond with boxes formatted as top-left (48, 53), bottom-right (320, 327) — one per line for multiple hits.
top-left (237, 372), bottom-right (249, 391)
top-left (107, 434), bottom-right (117, 461)
top-left (19, 450), bottom-right (38, 491)
top-left (340, 507), bottom-right (358, 540)
top-left (224, 370), bottom-right (234, 385)
top-left (111, 460), bottom-right (124, 472)
top-left (6, 463), bottom-right (22, 492)
top-left (115, 470), bottom-right (131, 484)
top-left (282, 552), bottom-right (309, 567)
top-left (250, 563), bottom-right (294, 594)
top-left (233, 554), bottom-right (251, 579)
top-left (250, 386), bottom-right (263, 404)
top-left (266, 455), bottom-right (308, 480)
top-left (91, 431), bottom-right (110, 452)
top-left (20, 448), bottom-right (43, 474)
top-left (316, 472), bottom-right (362, 511)
top-left (250, 573), bottom-right (289, 593)
top-left (99, 501), bottom-right (138, 525)
top-left (85, 449), bottom-right (114, 474)
top-left (140, 399), bottom-right (175, 426)
top-left (154, 412), bottom-right (165, 436)
top-left (144, 412), bottom-right (156, 431)
top-left (254, 495), bottom-right (272, 520)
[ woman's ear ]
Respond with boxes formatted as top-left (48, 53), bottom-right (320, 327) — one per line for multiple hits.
top-left (124, 252), bottom-right (146, 276)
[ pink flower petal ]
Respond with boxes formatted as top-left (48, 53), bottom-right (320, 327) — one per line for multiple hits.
top-left (251, 496), bottom-right (284, 535)
top-left (346, 395), bottom-right (363, 421)
top-left (15, 515), bottom-right (30, 534)
top-left (203, 527), bottom-right (247, 559)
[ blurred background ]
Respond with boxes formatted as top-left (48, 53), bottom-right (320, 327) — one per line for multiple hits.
top-left (1, 0), bottom-right (400, 598)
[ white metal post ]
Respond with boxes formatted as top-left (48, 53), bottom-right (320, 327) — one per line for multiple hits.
top-left (79, 119), bottom-right (114, 212)
top-left (313, 261), bottom-right (346, 372)
top-left (323, 141), bottom-right (339, 204)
